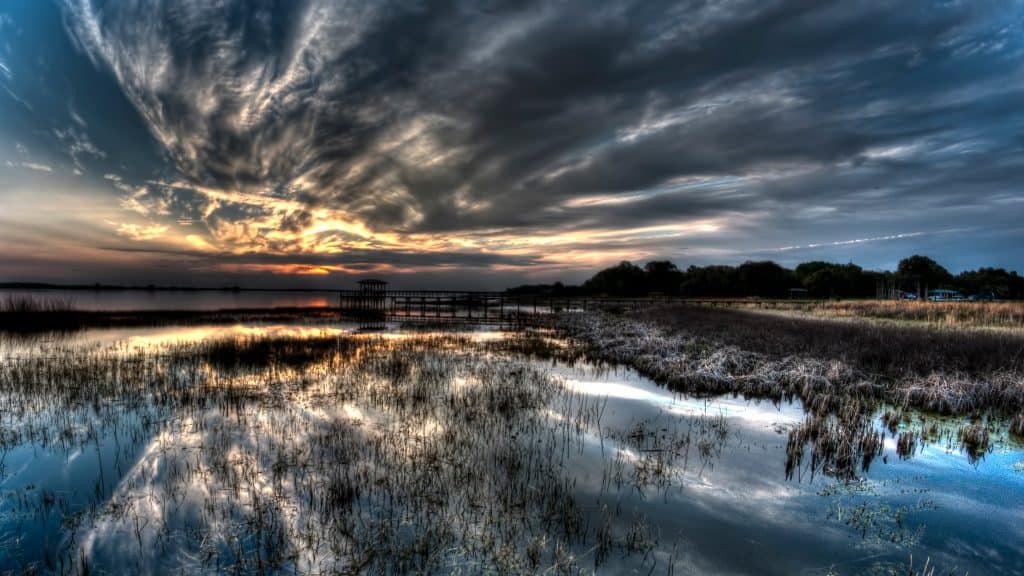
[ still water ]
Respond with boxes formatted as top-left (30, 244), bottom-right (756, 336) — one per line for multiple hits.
top-left (0, 288), bottom-right (335, 311)
top-left (0, 323), bottom-right (1021, 574)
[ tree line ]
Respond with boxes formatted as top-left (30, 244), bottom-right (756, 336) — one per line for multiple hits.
top-left (506, 256), bottom-right (1024, 299)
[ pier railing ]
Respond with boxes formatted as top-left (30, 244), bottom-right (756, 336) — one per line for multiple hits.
top-left (338, 290), bottom-right (822, 324)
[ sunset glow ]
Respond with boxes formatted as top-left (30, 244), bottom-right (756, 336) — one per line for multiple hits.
top-left (1, 1), bottom-right (1022, 288)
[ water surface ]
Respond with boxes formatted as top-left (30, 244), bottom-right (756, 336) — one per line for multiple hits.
top-left (0, 288), bottom-right (335, 311)
top-left (1, 324), bottom-right (1021, 574)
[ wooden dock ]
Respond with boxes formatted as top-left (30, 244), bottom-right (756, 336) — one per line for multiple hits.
top-left (338, 290), bottom-right (822, 325)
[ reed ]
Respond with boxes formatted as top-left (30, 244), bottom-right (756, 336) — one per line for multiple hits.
top-left (551, 307), bottom-right (1023, 477)
top-left (0, 303), bottom-right (344, 334)
top-left (729, 299), bottom-right (1024, 329)
top-left (1011, 413), bottom-right (1024, 438)
top-left (0, 319), bottom-right (1011, 573)
top-left (0, 295), bottom-right (83, 332)
top-left (0, 331), bottom-right (695, 573)
top-left (634, 305), bottom-right (1024, 383)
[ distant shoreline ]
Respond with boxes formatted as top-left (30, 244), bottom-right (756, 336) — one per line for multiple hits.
top-left (0, 283), bottom-right (338, 293)
top-left (0, 306), bottom-right (344, 333)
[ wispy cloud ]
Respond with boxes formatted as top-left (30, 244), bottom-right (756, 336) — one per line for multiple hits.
top-left (6, 160), bottom-right (53, 173)
top-left (19, 0), bottom-right (1018, 283)
top-left (110, 221), bottom-right (169, 242)
top-left (54, 126), bottom-right (105, 173)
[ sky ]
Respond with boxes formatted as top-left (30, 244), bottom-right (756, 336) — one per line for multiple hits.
top-left (1, 0), bottom-right (1023, 289)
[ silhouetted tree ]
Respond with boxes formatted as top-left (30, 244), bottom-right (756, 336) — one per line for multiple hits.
top-left (505, 281), bottom-right (583, 296)
top-left (955, 267), bottom-right (1024, 299)
top-left (643, 260), bottom-right (685, 295)
top-left (677, 265), bottom-right (732, 297)
top-left (582, 261), bottom-right (647, 296)
top-left (796, 262), bottom-right (877, 298)
top-left (794, 261), bottom-right (834, 283)
top-left (736, 261), bottom-right (797, 298)
top-left (897, 255), bottom-right (952, 297)
top-left (571, 254), bottom-right (1013, 300)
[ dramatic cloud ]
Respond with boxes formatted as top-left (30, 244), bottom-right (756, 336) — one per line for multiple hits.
top-left (0, 1), bottom-right (1022, 286)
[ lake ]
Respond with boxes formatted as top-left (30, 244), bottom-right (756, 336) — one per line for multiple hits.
top-left (0, 288), bottom-right (337, 311)
top-left (0, 323), bottom-right (1021, 574)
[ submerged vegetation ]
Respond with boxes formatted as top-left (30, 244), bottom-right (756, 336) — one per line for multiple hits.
top-left (0, 333), bottom-right (589, 572)
top-left (552, 305), bottom-right (1024, 478)
top-left (558, 305), bottom-right (1024, 414)
top-left (1, 308), bottom-right (1020, 573)
top-left (0, 295), bottom-right (342, 334)
top-left (1, 330), bottom-right (757, 573)
top-left (0, 295), bottom-right (83, 333)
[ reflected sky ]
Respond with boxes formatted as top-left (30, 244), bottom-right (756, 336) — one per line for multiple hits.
top-left (0, 288), bottom-right (334, 311)
top-left (1, 325), bottom-right (1022, 574)
top-left (2, 2), bottom-right (1024, 287)
top-left (0, 322), bottom-right (514, 359)
top-left (554, 362), bottom-right (1024, 574)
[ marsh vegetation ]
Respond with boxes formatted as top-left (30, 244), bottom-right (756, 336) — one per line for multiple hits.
top-left (0, 314), bottom-right (1022, 574)
top-left (723, 299), bottom-right (1024, 330)
top-left (0, 295), bottom-right (343, 334)
top-left (553, 306), bottom-right (1024, 479)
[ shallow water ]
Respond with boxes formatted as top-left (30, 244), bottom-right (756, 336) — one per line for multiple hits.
top-left (0, 288), bottom-right (336, 311)
top-left (549, 362), bottom-right (1024, 574)
top-left (1, 324), bottom-right (1022, 574)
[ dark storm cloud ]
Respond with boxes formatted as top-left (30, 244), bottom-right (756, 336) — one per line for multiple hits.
top-left (61, 0), bottom-right (1023, 222)
top-left (98, 243), bottom-right (542, 271)
top-left (1, 0), bottom-right (1020, 286)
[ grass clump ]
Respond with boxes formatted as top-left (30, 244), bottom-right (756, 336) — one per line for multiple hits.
top-left (0, 295), bottom-right (83, 333)
top-left (724, 299), bottom-right (1024, 329)
top-left (0, 331), bottom-right (657, 574)
top-left (633, 305), bottom-right (1024, 385)
top-left (958, 422), bottom-right (991, 463)
top-left (550, 306), bottom-right (1024, 477)
top-left (1011, 413), bottom-right (1024, 439)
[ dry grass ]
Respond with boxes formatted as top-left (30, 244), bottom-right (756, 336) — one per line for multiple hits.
top-left (1011, 413), bottom-right (1024, 438)
top-left (633, 305), bottom-right (1024, 397)
top-left (735, 299), bottom-right (1024, 329)
top-left (0, 331), bottom-right (705, 574)
top-left (0, 299), bottom-right (343, 334)
top-left (1, 295), bottom-right (77, 313)
top-left (0, 295), bottom-right (84, 332)
top-left (551, 306), bottom-right (1024, 478)
top-left (0, 322), bottom-right (1007, 573)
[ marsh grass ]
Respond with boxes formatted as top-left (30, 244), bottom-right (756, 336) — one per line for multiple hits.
top-left (1012, 413), bottom-right (1024, 438)
top-left (552, 307), bottom-right (1024, 478)
top-left (0, 322), bottom-right (1014, 574)
top-left (0, 331), bottom-right (711, 574)
top-left (958, 421), bottom-right (992, 463)
top-left (732, 299), bottom-right (1024, 329)
top-left (634, 305), bottom-right (1024, 384)
top-left (712, 295), bottom-right (1024, 327)
top-left (0, 295), bottom-right (83, 333)
top-left (0, 301), bottom-right (343, 334)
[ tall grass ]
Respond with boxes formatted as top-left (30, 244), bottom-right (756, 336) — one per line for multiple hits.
top-left (634, 305), bottom-right (1024, 383)
top-left (552, 306), bottom-right (1024, 478)
top-left (0, 295), bottom-right (83, 332)
top-left (0, 324), bottom-right (1003, 574)
top-left (734, 299), bottom-right (1024, 329)
top-left (0, 300), bottom-right (345, 334)
top-left (0, 332), bottom-right (684, 573)
top-left (1, 295), bottom-right (76, 313)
